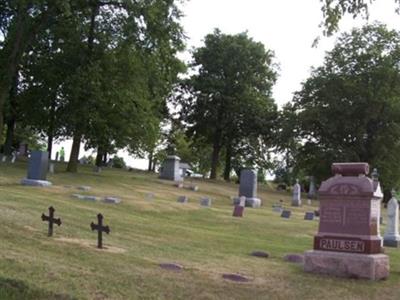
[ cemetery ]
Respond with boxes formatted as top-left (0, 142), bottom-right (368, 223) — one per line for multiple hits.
top-left (1, 161), bottom-right (400, 299)
top-left (2, 1), bottom-right (400, 299)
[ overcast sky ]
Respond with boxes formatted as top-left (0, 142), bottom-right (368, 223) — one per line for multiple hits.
top-left (178, 0), bottom-right (400, 107)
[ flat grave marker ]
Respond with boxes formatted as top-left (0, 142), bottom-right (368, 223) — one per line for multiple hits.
top-left (304, 212), bottom-right (315, 221)
top-left (177, 196), bottom-right (188, 204)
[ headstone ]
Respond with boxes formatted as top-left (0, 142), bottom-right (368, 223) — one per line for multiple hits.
top-left (18, 143), bottom-right (28, 157)
top-left (189, 185), bottom-right (199, 192)
top-left (304, 212), bottom-right (315, 221)
top-left (78, 186), bottom-right (91, 191)
top-left (21, 151), bottom-right (52, 187)
top-left (304, 163), bottom-right (389, 280)
top-left (307, 199), bottom-right (312, 205)
top-left (200, 197), bottom-right (211, 207)
top-left (90, 213), bottom-right (110, 249)
top-left (281, 210), bottom-right (291, 219)
top-left (314, 210), bottom-right (320, 217)
top-left (177, 196), bottom-right (188, 203)
top-left (292, 179), bottom-right (301, 206)
top-left (272, 203), bottom-right (283, 213)
top-left (1, 155), bottom-right (7, 163)
top-left (41, 206), bottom-right (61, 237)
top-left (159, 155), bottom-right (182, 181)
top-left (284, 254), bottom-right (304, 264)
top-left (233, 169), bottom-right (261, 208)
top-left (222, 274), bottom-right (250, 282)
top-left (383, 193), bottom-right (400, 247)
top-left (159, 263), bottom-right (183, 272)
top-left (103, 197), bottom-right (121, 204)
top-left (232, 196), bottom-right (246, 217)
top-left (72, 194), bottom-right (97, 201)
top-left (49, 163), bottom-right (55, 174)
top-left (308, 176), bottom-right (317, 200)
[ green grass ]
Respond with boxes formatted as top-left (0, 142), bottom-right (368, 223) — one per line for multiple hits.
top-left (0, 161), bottom-right (400, 300)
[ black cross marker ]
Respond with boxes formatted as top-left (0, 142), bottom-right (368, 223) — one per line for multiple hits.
top-left (90, 213), bottom-right (110, 249)
top-left (41, 206), bottom-right (61, 237)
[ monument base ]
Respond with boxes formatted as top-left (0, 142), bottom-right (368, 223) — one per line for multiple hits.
top-left (233, 197), bottom-right (261, 208)
top-left (383, 237), bottom-right (400, 248)
top-left (291, 200), bottom-right (301, 207)
top-left (21, 178), bottom-right (52, 187)
top-left (304, 250), bottom-right (389, 280)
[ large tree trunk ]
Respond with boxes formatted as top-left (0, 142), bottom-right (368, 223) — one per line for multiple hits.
top-left (4, 118), bottom-right (15, 155)
top-left (148, 151), bottom-right (153, 171)
top-left (210, 129), bottom-right (222, 179)
top-left (223, 142), bottom-right (233, 181)
top-left (95, 146), bottom-right (104, 167)
top-left (66, 134), bottom-right (81, 172)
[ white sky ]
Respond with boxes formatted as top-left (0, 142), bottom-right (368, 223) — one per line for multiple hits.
top-left (56, 0), bottom-right (400, 168)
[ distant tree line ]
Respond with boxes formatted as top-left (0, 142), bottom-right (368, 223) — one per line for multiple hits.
top-left (2, 1), bottom-right (400, 198)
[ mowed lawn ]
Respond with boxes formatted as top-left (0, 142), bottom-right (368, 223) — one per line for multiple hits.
top-left (0, 162), bottom-right (400, 300)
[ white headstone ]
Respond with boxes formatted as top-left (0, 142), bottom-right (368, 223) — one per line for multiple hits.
top-left (239, 196), bottom-right (246, 207)
top-left (384, 195), bottom-right (400, 247)
top-left (292, 180), bottom-right (301, 206)
top-left (49, 163), bottom-right (55, 174)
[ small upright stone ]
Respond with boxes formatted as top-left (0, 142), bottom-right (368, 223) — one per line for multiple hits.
top-left (177, 196), bottom-right (188, 203)
top-left (307, 176), bottom-right (317, 200)
top-left (383, 191), bottom-right (400, 247)
top-left (292, 179), bottom-right (301, 207)
top-left (281, 210), bottom-right (291, 219)
top-left (200, 197), bottom-right (212, 207)
top-left (233, 169), bottom-right (261, 208)
top-left (304, 212), bottom-right (314, 221)
top-left (232, 196), bottom-right (245, 217)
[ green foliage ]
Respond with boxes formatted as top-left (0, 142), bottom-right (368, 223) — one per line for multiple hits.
top-left (284, 23), bottom-right (400, 190)
top-left (177, 30), bottom-right (278, 178)
top-left (112, 156), bottom-right (126, 169)
top-left (320, 0), bottom-right (400, 36)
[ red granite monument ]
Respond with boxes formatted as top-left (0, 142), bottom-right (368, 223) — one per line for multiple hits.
top-left (304, 162), bottom-right (389, 280)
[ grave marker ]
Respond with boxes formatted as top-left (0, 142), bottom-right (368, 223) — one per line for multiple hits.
top-left (292, 179), bottom-right (301, 206)
top-left (21, 151), bottom-right (52, 187)
top-left (304, 162), bottom-right (389, 280)
top-left (159, 155), bottom-right (182, 181)
top-left (41, 206), bottom-right (61, 237)
top-left (90, 213), bottom-right (110, 249)
top-left (233, 196), bottom-right (245, 217)
top-left (200, 197), bottom-right (211, 207)
top-left (281, 210), bottom-right (291, 219)
top-left (304, 212), bottom-right (315, 221)
top-left (383, 192), bottom-right (400, 247)
top-left (177, 196), bottom-right (188, 203)
top-left (233, 169), bottom-right (261, 208)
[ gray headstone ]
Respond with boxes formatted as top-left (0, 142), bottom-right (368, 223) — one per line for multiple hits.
top-left (1, 155), bottom-right (7, 162)
top-left (27, 151), bottom-right (49, 180)
top-left (160, 155), bottom-right (182, 181)
top-left (272, 203), bottom-right (283, 213)
top-left (292, 180), bottom-right (301, 206)
top-left (281, 210), bottom-right (291, 219)
top-left (11, 153), bottom-right (16, 163)
top-left (49, 163), bottom-right (55, 174)
top-left (177, 196), bottom-right (188, 203)
top-left (78, 186), bottom-right (91, 191)
top-left (190, 185), bottom-right (199, 192)
top-left (304, 212), bottom-right (315, 221)
top-left (103, 197), bottom-right (121, 204)
top-left (233, 169), bottom-right (261, 208)
top-left (72, 194), bottom-right (97, 201)
top-left (384, 195), bottom-right (400, 247)
top-left (21, 179), bottom-right (52, 187)
top-left (308, 176), bottom-right (317, 199)
top-left (200, 197), bottom-right (211, 207)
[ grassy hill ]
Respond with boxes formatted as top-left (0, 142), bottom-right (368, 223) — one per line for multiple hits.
top-left (0, 162), bottom-right (399, 300)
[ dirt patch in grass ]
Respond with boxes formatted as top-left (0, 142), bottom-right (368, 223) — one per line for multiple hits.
top-left (55, 237), bottom-right (127, 254)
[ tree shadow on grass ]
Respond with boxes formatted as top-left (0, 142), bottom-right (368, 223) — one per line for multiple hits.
top-left (0, 276), bottom-right (77, 300)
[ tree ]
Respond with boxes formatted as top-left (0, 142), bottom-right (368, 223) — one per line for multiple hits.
top-left (0, 1), bottom-right (69, 147)
top-left (320, 0), bottom-right (400, 36)
top-left (179, 30), bottom-right (278, 179)
top-left (285, 24), bottom-right (400, 194)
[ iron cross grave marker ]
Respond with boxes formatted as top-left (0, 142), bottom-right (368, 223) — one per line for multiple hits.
top-left (90, 213), bottom-right (110, 249)
top-left (41, 206), bottom-right (61, 237)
